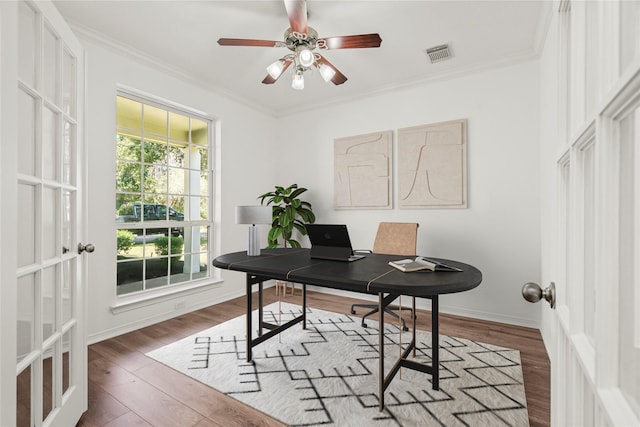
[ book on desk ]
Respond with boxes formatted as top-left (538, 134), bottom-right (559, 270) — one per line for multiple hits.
top-left (388, 256), bottom-right (463, 273)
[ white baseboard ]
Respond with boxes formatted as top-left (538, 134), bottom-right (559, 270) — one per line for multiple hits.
top-left (87, 288), bottom-right (247, 345)
top-left (305, 286), bottom-right (541, 329)
top-left (88, 282), bottom-right (539, 345)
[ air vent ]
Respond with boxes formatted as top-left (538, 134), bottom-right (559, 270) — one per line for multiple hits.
top-left (425, 44), bottom-right (452, 63)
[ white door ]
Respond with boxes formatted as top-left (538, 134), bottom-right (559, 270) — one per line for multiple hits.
top-left (538, 1), bottom-right (640, 426)
top-left (1, 0), bottom-right (87, 426)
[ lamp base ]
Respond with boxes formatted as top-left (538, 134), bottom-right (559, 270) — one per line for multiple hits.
top-left (247, 224), bottom-right (260, 256)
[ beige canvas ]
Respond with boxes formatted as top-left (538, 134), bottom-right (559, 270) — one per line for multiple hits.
top-left (397, 119), bottom-right (467, 209)
top-left (334, 130), bottom-right (392, 209)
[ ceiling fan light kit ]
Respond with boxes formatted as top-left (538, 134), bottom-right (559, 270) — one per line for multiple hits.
top-left (217, 0), bottom-right (382, 89)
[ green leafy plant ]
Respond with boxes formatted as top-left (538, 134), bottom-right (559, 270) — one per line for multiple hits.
top-left (154, 236), bottom-right (184, 256)
top-left (259, 184), bottom-right (316, 248)
top-left (116, 229), bottom-right (135, 253)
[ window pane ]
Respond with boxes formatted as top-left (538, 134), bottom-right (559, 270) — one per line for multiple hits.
top-left (116, 161), bottom-right (141, 193)
top-left (42, 266), bottom-right (56, 342)
top-left (42, 186), bottom-right (58, 261)
top-left (16, 363), bottom-right (31, 427)
top-left (168, 144), bottom-right (185, 168)
top-left (62, 330), bottom-right (71, 395)
top-left (117, 258), bottom-right (144, 295)
top-left (143, 139), bottom-right (167, 164)
top-left (198, 147), bottom-right (208, 172)
top-left (117, 135), bottom-right (142, 161)
top-left (18, 90), bottom-right (36, 176)
top-left (200, 172), bottom-right (208, 197)
top-left (61, 260), bottom-right (73, 325)
top-left (168, 167), bottom-right (186, 194)
top-left (199, 197), bottom-right (209, 221)
top-left (43, 25), bottom-right (58, 104)
top-left (62, 121), bottom-right (76, 185)
top-left (169, 112), bottom-right (189, 141)
top-left (117, 96), bottom-right (142, 130)
top-left (143, 164), bottom-right (168, 194)
top-left (18, 1), bottom-right (37, 88)
top-left (42, 106), bottom-right (58, 181)
top-left (18, 184), bottom-right (36, 267)
top-left (143, 104), bottom-right (167, 136)
top-left (62, 48), bottom-right (76, 117)
top-left (191, 118), bottom-right (208, 146)
top-left (17, 274), bottom-right (35, 363)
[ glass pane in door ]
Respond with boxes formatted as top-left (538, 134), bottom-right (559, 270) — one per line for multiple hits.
top-left (43, 25), bottom-right (58, 104)
top-left (18, 2), bottom-right (37, 88)
top-left (18, 90), bottom-right (36, 176)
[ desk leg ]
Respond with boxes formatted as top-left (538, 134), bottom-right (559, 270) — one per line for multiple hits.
top-left (258, 281), bottom-right (264, 337)
top-left (412, 296), bottom-right (417, 357)
top-left (303, 284), bottom-right (307, 329)
top-left (378, 292), bottom-right (385, 411)
top-left (246, 275), bottom-right (252, 363)
top-left (432, 295), bottom-right (439, 390)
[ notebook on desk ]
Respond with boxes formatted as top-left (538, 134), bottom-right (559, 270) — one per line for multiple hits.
top-left (305, 224), bottom-right (365, 262)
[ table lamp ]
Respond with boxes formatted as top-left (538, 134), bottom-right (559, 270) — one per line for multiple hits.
top-left (235, 206), bottom-right (272, 256)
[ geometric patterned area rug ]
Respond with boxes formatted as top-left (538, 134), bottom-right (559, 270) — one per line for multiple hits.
top-left (147, 302), bottom-right (529, 427)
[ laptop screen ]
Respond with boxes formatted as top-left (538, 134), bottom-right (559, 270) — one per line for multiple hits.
top-left (305, 224), bottom-right (363, 261)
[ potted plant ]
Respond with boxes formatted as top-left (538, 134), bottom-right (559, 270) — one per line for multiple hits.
top-left (258, 184), bottom-right (316, 248)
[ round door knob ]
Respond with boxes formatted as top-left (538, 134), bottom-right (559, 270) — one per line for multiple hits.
top-left (522, 281), bottom-right (556, 309)
top-left (78, 243), bottom-right (95, 254)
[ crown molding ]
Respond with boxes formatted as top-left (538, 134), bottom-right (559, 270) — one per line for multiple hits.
top-left (276, 48), bottom-right (540, 118)
top-left (66, 18), bottom-right (277, 118)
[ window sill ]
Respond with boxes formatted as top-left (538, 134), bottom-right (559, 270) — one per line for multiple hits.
top-left (110, 278), bottom-right (223, 314)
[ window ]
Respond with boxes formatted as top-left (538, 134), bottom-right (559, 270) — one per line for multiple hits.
top-left (115, 93), bottom-right (212, 296)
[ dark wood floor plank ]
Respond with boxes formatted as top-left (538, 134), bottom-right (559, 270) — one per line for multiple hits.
top-left (76, 289), bottom-right (549, 427)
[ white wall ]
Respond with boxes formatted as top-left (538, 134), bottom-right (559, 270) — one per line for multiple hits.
top-left (83, 37), bottom-right (278, 342)
top-left (83, 32), bottom-right (542, 340)
top-left (275, 61), bottom-right (542, 327)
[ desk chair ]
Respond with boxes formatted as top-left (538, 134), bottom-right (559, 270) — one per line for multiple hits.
top-left (350, 222), bottom-right (419, 331)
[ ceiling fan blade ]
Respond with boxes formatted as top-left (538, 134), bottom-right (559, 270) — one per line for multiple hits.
top-left (262, 59), bottom-right (293, 84)
top-left (316, 55), bottom-right (347, 85)
top-left (217, 38), bottom-right (280, 48)
top-left (284, 0), bottom-right (308, 34)
top-left (318, 33), bottom-right (382, 49)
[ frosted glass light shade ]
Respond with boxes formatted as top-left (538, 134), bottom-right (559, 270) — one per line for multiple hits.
top-left (298, 48), bottom-right (314, 68)
top-left (318, 63), bottom-right (336, 82)
top-left (266, 59), bottom-right (285, 79)
top-left (292, 71), bottom-right (304, 90)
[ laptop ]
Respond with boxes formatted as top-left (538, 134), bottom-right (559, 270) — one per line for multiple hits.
top-left (305, 224), bottom-right (366, 262)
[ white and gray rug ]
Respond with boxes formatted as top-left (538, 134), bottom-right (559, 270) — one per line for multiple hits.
top-left (147, 303), bottom-right (529, 426)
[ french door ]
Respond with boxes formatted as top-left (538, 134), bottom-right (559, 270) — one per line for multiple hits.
top-left (1, 0), bottom-right (87, 425)
top-left (540, 1), bottom-right (640, 426)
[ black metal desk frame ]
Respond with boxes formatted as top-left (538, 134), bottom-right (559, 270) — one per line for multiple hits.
top-left (245, 274), bottom-right (440, 411)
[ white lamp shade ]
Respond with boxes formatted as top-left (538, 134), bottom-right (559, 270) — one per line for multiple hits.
top-left (235, 205), bottom-right (272, 225)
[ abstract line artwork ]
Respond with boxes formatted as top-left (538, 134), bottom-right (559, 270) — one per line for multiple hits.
top-left (398, 119), bottom-right (467, 209)
top-left (334, 130), bottom-right (392, 209)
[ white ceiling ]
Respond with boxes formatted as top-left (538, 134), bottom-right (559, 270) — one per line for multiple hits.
top-left (54, 0), bottom-right (550, 117)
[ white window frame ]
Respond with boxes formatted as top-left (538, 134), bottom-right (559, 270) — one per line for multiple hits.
top-left (113, 88), bottom-right (216, 309)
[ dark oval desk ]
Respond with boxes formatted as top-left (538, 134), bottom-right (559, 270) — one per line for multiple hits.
top-left (213, 248), bottom-right (482, 410)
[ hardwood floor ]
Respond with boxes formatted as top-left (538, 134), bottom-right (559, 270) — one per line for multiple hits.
top-left (77, 289), bottom-right (550, 427)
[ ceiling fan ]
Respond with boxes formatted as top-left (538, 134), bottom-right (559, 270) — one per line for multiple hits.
top-left (217, 0), bottom-right (382, 89)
